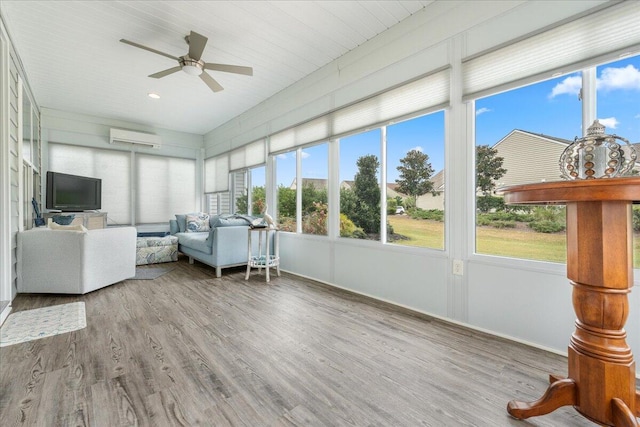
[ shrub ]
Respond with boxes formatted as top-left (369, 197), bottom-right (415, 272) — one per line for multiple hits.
top-left (491, 220), bottom-right (516, 229)
top-left (529, 220), bottom-right (565, 233)
top-left (387, 198), bottom-right (397, 215)
top-left (476, 195), bottom-right (505, 213)
top-left (410, 209), bottom-right (444, 222)
top-left (634, 207), bottom-right (640, 232)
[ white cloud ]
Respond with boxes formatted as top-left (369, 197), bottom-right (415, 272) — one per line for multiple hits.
top-left (598, 117), bottom-right (619, 129)
top-left (549, 75), bottom-right (581, 98)
top-left (597, 64), bottom-right (640, 92)
top-left (550, 65), bottom-right (640, 98)
top-left (409, 146), bottom-right (423, 153)
top-left (277, 153), bottom-right (287, 160)
top-left (634, 113), bottom-right (640, 119)
top-left (300, 151), bottom-right (310, 159)
top-left (476, 107), bottom-right (492, 116)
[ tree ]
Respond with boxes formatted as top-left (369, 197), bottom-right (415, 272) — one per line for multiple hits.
top-left (476, 145), bottom-right (507, 213)
top-left (395, 149), bottom-right (435, 207)
top-left (476, 145), bottom-right (506, 196)
top-left (352, 155), bottom-right (380, 234)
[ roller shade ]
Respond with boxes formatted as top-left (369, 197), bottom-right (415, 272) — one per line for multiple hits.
top-left (49, 143), bottom-right (131, 225)
top-left (229, 139), bottom-right (265, 171)
top-left (462, 2), bottom-right (640, 100)
top-left (270, 67), bottom-right (450, 153)
top-left (204, 154), bottom-right (229, 193)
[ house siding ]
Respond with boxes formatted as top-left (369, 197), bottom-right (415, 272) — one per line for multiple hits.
top-left (494, 131), bottom-right (569, 187)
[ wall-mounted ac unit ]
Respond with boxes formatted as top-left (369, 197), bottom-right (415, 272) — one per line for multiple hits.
top-left (109, 128), bottom-right (161, 149)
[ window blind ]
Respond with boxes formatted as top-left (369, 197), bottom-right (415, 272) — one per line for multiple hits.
top-left (204, 155), bottom-right (229, 193)
top-left (462, 2), bottom-right (640, 100)
top-left (270, 68), bottom-right (450, 153)
top-left (49, 143), bottom-right (131, 225)
top-left (229, 139), bottom-right (265, 171)
top-left (136, 154), bottom-right (195, 224)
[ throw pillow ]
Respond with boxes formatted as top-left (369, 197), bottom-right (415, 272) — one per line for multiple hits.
top-left (175, 212), bottom-right (199, 233)
top-left (186, 213), bottom-right (211, 232)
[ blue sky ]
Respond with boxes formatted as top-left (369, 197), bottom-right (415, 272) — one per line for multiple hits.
top-left (266, 55), bottom-right (640, 188)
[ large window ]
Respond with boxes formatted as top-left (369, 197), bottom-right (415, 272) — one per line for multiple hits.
top-left (387, 111), bottom-right (445, 249)
top-left (275, 150), bottom-right (297, 232)
top-left (474, 54), bottom-right (640, 265)
top-left (339, 129), bottom-right (381, 240)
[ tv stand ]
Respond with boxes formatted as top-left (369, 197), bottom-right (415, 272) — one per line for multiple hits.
top-left (43, 211), bottom-right (107, 229)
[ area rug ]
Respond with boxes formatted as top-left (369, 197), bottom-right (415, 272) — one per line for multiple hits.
top-left (0, 302), bottom-right (86, 347)
top-left (131, 266), bottom-right (175, 280)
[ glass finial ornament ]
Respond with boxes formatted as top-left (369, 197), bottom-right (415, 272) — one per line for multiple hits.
top-left (559, 119), bottom-right (637, 180)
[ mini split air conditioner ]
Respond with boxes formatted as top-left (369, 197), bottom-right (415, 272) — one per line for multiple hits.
top-left (109, 128), bottom-right (161, 149)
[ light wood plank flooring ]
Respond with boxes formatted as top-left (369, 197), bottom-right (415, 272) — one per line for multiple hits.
top-left (1, 257), bottom-right (631, 426)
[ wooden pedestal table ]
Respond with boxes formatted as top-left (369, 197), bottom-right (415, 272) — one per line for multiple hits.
top-left (498, 177), bottom-right (640, 426)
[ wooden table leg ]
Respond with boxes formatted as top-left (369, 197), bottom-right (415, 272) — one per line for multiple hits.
top-left (507, 377), bottom-right (577, 420)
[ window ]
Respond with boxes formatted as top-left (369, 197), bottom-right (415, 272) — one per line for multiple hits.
top-left (275, 150), bottom-right (297, 232)
top-left (49, 143), bottom-right (131, 225)
top-left (475, 53), bottom-right (640, 264)
top-left (136, 154), bottom-right (195, 224)
top-left (474, 75), bottom-right (581, 262)
top-left (387, 111), bottom-right (445, 249)
top-left (597, 55), bottom-right (640, 268)
top-left (233, 166), bottom-right (266, 216)
top-left (230, 170), bottom-right (246, 214)
top-left (301, 143), bottom-right (328, 236)
top-left (208, 192), bottom-right (231, 216)
top-left (339, 129), bottom-right (381, 240)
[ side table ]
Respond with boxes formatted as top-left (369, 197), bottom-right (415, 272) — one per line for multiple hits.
top-left (498, 177), bottom-right (640, 427)
top-left (245, 227), bottom-right (280, 282)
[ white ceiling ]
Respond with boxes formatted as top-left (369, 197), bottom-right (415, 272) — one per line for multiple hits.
top-left (1, 1), bottom-right (432, 135)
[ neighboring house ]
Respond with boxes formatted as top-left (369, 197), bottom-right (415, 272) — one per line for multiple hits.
top-left (289, 178), bottom-right (329, 191)
top-left (492, 130), bottom-right (572, 187)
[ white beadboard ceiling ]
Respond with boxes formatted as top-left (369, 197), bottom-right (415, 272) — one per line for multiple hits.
top-left (1, 1), bottom-right (432, 135)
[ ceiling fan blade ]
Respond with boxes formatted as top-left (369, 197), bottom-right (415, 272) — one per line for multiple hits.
top-left (200, 72), bottom-right (224, 92)
top-left (204, 63), bottom-right (253, 76)
top-left (119, 39), bottom-right (179, 61)
top-left (187, 31), bottom-right (208, 61)
top-left (149, 66), bottom-right (182, 79)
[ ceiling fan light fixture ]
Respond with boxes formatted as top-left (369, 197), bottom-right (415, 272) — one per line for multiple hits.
top-left (180, 57), bottom-right (204, 76)
top-left (182, 64), bottom-right (202, 76)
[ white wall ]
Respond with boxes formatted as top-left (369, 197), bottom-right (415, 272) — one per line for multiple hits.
top-left (204, 0), bottom-right (640, 375)
top-left (40, 108), bottom-right (205, 227)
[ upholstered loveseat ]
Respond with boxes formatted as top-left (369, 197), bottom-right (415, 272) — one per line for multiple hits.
top-left (170, 214), bottom-right (264, 277)
top-left (17, 226), bottom-right (136, 294)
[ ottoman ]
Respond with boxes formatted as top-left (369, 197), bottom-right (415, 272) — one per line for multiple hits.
top-left (136, 235), bottom-right (178, 265)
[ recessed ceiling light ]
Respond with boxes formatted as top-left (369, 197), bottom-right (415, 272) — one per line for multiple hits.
top-left (148, 92), bottom-right (160, 99)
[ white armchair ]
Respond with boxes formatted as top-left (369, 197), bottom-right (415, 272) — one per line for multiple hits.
top-left (17, 227), bottom-right (137, 294)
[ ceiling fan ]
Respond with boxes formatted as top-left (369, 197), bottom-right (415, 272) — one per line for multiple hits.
top-left (120, 31), bottom-right (253, 93)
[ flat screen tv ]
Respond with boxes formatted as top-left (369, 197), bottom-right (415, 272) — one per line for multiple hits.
top-left (46, 171), bottom-right (102, 212)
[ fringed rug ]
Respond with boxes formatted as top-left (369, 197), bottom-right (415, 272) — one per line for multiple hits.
top-left (131, 266), bottom-right (175, 280)
top-left (0, 302), bottom-right (86, 347)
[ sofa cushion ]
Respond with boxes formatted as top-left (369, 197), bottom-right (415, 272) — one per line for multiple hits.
top-left (176, 232), bottom-right (212, 255)
top-left (186, 213), bottom-right (210, 232)
top-left (210, 214), bottom-right (253, 228)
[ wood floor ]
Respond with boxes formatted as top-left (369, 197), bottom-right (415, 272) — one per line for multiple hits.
top-left (0, 258), bottom-right (630, 426)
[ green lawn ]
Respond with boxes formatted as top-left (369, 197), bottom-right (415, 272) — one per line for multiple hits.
top-left (388, 215), bottom-right (640, 268)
